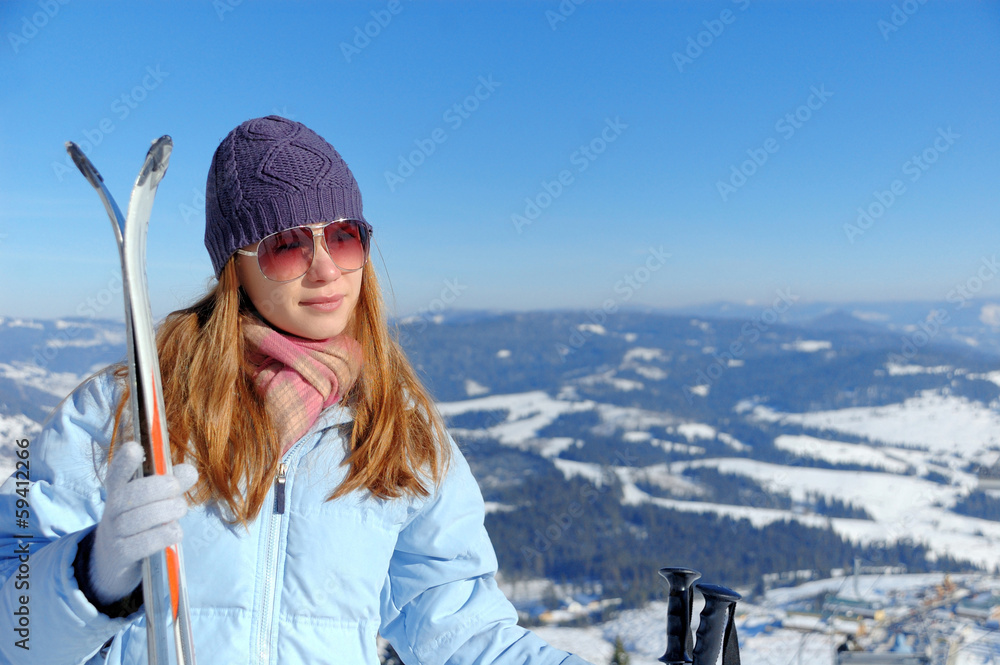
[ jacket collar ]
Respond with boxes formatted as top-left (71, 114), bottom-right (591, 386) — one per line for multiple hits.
top-left (308, 401), bottom-right (355, 433)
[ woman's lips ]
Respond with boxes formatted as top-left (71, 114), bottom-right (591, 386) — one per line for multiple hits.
top-left (301, 295), bottom-right (344, 311)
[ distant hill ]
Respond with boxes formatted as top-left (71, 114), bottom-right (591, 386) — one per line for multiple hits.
top-left (3, 304), bottom-right (1000, 607)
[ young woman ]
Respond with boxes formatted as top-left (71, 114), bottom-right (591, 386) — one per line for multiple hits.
top-left (0, 116), bottom-right (591, 664)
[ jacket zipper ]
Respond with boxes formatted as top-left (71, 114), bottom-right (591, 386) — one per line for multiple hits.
top-left (255, 444), bottom-right (304, 664)
top-left (275, 463), bottom-right (287, 514)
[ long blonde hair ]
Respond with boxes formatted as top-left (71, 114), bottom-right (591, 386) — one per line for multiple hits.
top-left (110, 258), bottom-right (451, 527)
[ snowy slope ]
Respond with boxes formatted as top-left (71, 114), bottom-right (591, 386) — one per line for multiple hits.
top-left (747, 390), bottom-right (1000, 458)
top-left (437, 377), bottom-right (1000, 572)
top-left (530, 572), bottom-right (1000, 665)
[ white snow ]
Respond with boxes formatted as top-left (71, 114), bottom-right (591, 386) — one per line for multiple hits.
top-left (593, 404), bottom-right (677, 431)
top-left (527, 572), bottom-right (1000, 665)
top-left (0, 413), bottom-right (41, 443)
top-left (749, 389), bottom-right (1000, 455)
top-left (885, 362), bottom-right (952, 375)
top-left (762, 572), bottom-right (960, 605)
top-left (687, 384), bottom-right (710, 397)
top-left (437, 391), bottom-right (596, 448)
top-left (531, 626), bottom-right (614, 664)
top-left (464, 379), bottom-right (490, 396)
top-left (610, 378), bottom-right (644, 391)
top-left (556, 385), bottom-right (580, 401)
top-left (536, 437), bottom-right (578, 457)
top-left (577, 324), bottom-right (606, 335)
top-left (980, 303), bottom-right (1000, 327)
top-left (852, 310), bottom-right (890, 322)
top-left (773, 435), bottom-right (910, 473)
top-left (633, 366), bottom-right (668, 380)
top-left (674, 423), bottom-right (715, 441)
top-left (0, 362), bottom-right (86, 398)
top-left (575, 370), bottom-right (644, 392)
top-left (626, 488), bottom-right (835, 529)
top-left (650, 440), bottom-right (704, 455)
top-left (674, 457), bottom-right (1000, 570)
top-left (6, 319), bottom-right (42, 329)
top-left (781, 340), bottom-right (832, 352)
top-left (540, 432), bottom-right (1000, 572)
top-left (617, 463), bottom-right (705, 498)
top-left (44, 327), bottom-right (125, 348)
top-left (967, 370), bottom-right (1000, 387)
top-left (623, 347), bottom-right (665, 363)
top-left (553, 459), bottom-right (615, 487)
top-left (718, 432), bottom-right (749, 451)
top-left (0, 414), bottom-right (43, 480)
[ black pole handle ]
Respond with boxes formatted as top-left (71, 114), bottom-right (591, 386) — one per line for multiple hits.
top-left (692, 584), bottom-right (741, 665)
top-left (658, 567), bottom-right (701, 665)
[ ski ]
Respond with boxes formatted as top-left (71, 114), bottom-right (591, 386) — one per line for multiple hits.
top-left (66, 138), bottom-right (197, 665)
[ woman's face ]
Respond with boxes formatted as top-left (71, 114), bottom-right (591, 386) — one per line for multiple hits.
top-left (235, 224), bottom-right (363, 340)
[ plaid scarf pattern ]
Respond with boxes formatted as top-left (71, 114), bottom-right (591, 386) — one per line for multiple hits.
top-left (243, 318), bottom-right (363, 454)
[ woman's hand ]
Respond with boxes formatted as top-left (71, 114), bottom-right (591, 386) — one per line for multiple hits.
top-left (89, 440), bottom-right (198, 605)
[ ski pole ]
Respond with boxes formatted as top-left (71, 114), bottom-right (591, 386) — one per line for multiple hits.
top-left (692, 584), bottom-right (742, 665)
top-left (658, 567), bottom-right (701, 665)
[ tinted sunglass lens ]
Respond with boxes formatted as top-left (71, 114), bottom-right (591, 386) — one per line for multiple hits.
top-left (323, 221), bottom-right (367, 271)
top-left (258, 227), bottom-right (314, 281)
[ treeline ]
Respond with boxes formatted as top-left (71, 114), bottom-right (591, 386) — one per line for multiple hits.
top-left (810, 493), bottom-right (872, 520)
top-left (484, 471), bottom-right (973, 608)
top-left (953, 491), bottom-right (1000, 521)
top-left (635, 467), bottom-right (872, 519)
top-left (398, 310), bottom-right (994, 420)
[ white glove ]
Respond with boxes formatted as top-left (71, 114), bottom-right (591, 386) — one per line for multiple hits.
top-left (89, 440), bottom-right (198, 605)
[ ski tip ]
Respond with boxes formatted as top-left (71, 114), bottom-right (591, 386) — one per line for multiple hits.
top-left (136, 136), bottom-right (173, 187)
top-left (147, 134), bottom-right (172, 158)
top-left (65, 141), bottom-right (105, 189)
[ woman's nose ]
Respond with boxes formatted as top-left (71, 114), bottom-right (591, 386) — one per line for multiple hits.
top-left (306, 232), bottom-right (342, 280)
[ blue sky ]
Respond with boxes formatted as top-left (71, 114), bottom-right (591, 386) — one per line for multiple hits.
top-left (1, 0), bottom-right (998, 321)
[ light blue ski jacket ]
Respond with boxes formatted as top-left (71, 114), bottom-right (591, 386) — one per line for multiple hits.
top-left (0, 371), bottom-right (591, 665)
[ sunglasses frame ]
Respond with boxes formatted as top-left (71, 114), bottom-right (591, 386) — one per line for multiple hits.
top-left (236, 218), bottom-right (374, 283)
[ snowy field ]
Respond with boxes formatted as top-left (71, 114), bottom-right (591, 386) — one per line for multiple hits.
top-left (436, 383), bottom-right (1000, 572)
top-left (514, 572), bottom-right (1000, 665)
top-left (0, 361), bottom-right (88, 399)
top-left (748, 390), bottom-right (1000, 458)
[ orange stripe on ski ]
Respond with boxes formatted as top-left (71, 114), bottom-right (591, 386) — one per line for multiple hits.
top-left (150, 372), bottom-right (168, 475)
top-left (166, 545), bottom-right (180, 619)
top-left (150, 374), bottom-right (180, 619)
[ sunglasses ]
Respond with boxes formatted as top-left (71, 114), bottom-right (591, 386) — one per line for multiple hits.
top-left (236, 219), bottom-right (373, 282)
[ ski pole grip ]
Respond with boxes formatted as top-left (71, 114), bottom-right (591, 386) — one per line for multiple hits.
top-left (658, 567), bottom-right (701, 665)
top-left (692, 583), bottom-right (741, 665)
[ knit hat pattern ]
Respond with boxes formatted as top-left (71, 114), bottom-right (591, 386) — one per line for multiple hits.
top-left (205, 115), bottom-right (367, 275)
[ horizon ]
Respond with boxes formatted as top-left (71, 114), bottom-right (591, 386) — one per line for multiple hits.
top-left (4, 294), bottom-right (1000, 326)
top-left (1, 1), bottom-right (998, 320)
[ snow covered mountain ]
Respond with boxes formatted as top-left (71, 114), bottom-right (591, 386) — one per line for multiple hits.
top-left (3, 307), bottom-right (1000, 625)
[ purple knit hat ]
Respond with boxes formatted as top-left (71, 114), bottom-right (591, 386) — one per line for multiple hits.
top-left (204, 115), bottom-right (367, 275)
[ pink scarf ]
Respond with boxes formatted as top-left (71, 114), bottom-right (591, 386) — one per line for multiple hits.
top-left (243, 318), bottom-right (363, 454)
